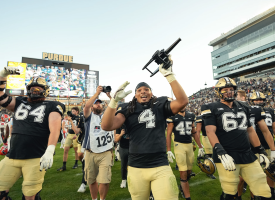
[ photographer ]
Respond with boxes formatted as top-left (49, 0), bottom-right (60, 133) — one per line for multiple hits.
top-left (82, 86), bottom-right (113, 200)
top-left (57, 107), bottom-right (81, 171)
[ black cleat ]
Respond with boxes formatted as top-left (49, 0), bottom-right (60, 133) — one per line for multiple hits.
top-left (57, 166), bottom-right (66, 171)
top-left (149, 191), bottom-right (154, 200)
top-left (115, 156), bottom-right (118, 162)
top-left (175, 164), bottom-right (179, 170)
top-left (72, 164), bottom-right (78, 169)
top-left (207, 174), bottom-right (216, 179)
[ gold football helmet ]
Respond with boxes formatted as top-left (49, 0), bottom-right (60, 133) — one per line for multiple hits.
top-left (197, 155), bottom-right (216, 175)
top-left (215, 77), bottom-right (237, 102)
top-left (26, 77), bottom-right (50, 98)
top-left (250, 92), bottom-right (266, 107)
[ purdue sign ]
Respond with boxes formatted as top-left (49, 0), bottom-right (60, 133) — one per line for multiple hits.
top-left (42, 52), bottom-right (73, 63)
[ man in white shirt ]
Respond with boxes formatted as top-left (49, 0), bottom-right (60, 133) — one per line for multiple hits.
top-left (82, 86), bottom-right (114, 200)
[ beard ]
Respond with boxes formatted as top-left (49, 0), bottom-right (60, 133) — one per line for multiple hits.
top-left (179, 109), bottom-right (186, 113)
top-left (27, 97), bottom-right (46, 103)
top-left (93, 107), bottom-right (103, 115)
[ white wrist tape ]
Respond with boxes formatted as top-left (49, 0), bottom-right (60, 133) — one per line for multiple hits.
top-left (166, 74), bottom-right (176, 83)
top-left (108, 98), bottom-right (118, 109)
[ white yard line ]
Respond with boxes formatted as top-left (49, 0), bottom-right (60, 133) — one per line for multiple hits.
top-left (189, 178), bottom-right (216, 186)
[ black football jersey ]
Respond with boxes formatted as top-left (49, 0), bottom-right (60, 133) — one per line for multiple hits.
top-left (201, 100), bottom-right (257, 164)
top-left (116, 96), bottom-right (173, 168)
top-left (167, 112), bottom-right (195, 143)
top-left (68, 115), bottom-right (81, 134)
top-left (251, 106), bottom-right (274, 149)
top-left (7, 96), bottom-right (65, 159)
top-left (195, 115), bottom-right (206, 136)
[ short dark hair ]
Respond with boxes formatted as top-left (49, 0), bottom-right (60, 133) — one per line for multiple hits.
top-left (71, 107), bottom-right (79, 113)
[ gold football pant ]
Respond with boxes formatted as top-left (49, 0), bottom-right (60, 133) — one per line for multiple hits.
top-left (202, 136), bottom-right (213, 154)
top-left (127, 165), bottom-right (178, 200)
top-left (0, 157), bottom-right (46, 196)
top-left (216, 160), bottom-right (271, 198)
top-left (174, 142), bottom-right (194, 171)
top-left (64, 134), bottom-right (78, 148)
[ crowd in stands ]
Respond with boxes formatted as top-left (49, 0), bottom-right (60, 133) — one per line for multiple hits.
top-left (188, 76), bottom-right (275, 115)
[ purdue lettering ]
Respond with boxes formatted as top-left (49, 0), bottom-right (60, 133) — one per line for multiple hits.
top-left (42, 52), bottom-right (73, 63)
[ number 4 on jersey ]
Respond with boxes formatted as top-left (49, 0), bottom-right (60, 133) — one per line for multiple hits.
top-left (138, 109), bottom-right (155, 128)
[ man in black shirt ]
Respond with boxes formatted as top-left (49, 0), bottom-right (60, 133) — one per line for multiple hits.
top-left (202, 77), bottom-right (272, 200)
top-left (101, 56), bottom-right (189, 200)
top-left (167, 108), bottom-right (204, 200)
top-left (0, 68), bottom-right (64, 200)
top-left (114, 124), bottom-right (129, 188)
top-left (57, 107), bottom-right (80, 171)
top-left (250, 92), bottom-right (275, 199)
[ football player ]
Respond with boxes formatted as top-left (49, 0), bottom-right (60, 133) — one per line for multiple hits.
top-left (236, 90), bottom-right (275, 199)
top-left (57, 107), bottom-right (81, 171)
top-left (201, 77), bottom-right (274, 200)
top-left (250, 92), bottom-right (275, 199)
top-left (0, 67), bottom-right (65, 200)
top-left (166, 107), bottom-right (204, 200)
top-left (195, 111), bottom-right (216, 179)
top-left (101, 56), bottom-right (189, 200)
top-left (68, 109), bottom-right (87, 193)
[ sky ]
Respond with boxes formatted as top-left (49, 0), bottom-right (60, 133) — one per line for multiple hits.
top-left (0, 0), bottom-right (275, 101)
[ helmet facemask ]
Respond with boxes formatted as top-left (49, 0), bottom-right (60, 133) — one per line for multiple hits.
top-left (217, 88), bottom-right (236, 102)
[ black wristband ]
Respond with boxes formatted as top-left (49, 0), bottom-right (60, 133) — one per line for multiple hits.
top-left (0, 81), bottom-right (7, 85)
top-left (2, 96), bottom-right (12, 107)
top-left (254, 145), bottom-right (267, 156)
top-left (0, 93), bottom-right (8, 101)
top-left (214, 143), bottom-right (227, 156)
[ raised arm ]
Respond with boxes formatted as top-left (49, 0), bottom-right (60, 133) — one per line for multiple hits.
top-left (83, 86), bottom-right (102, 118)
top-left (101, 82), bottom-right (131, 131)
top-left (158, 56), bottom-right (188, 114)
top-left (0, 67), bottom-right (21, 112)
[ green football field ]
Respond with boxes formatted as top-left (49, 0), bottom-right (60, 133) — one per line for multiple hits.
top-left (0, 143), bottom-right (255, 200)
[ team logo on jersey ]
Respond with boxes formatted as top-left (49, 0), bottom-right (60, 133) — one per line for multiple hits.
top-left (117, 107), bottom-right (122, 111)
top-left (57, 105), bottom-right (64, 114)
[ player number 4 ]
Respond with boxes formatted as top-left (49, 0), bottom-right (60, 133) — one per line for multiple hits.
top-left (138, 109), bottom-right (155, 128)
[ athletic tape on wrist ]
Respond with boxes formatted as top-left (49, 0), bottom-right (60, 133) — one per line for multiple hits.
top-left (108, 98), bottom-right (118, 109)
top-left (2, 96), bottom-right (12, 107)
top-left (166, 74), bottom-right (176, 83)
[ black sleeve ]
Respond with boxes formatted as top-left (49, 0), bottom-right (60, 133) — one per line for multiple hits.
top-left (116, 103), bottom-right (128, 117)
top-left (160, 97), bottom-right (174, 119)
top-left (195, 115), bottom-right (202, 124)
top-left (51, 102), bottom-right (65, 117)
top-left (201, 104), bottom-right (216, 126)
top-left (255, 107), bottom-right (266, 123)
top-left (166, 116), bottom-right (173, 123)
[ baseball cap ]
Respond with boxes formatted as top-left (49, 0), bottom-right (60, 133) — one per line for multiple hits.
top-left (94, 99), bottom-right (102, 104)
